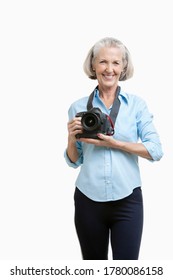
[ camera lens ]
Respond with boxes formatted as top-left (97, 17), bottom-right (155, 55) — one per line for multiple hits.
top-left (82, 113), bottom-right (100, 131)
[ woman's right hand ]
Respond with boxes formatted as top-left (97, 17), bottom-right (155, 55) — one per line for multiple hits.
top-left (67, 117), bottom-right (83, 143)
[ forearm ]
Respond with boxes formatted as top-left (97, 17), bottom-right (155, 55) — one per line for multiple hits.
top-left (110, 139), bottom-right (152, 159)
top-left (67, 138), bottom-right (79, 163)
top-left (76, 135), bottom-right (153, 160)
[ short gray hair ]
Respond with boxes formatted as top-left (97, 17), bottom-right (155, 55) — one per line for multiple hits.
top-left (83, 37), bottom-right (134, 81)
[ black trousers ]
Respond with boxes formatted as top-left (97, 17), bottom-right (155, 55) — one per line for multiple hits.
top-left (74, 187), bottom-right (143, 260)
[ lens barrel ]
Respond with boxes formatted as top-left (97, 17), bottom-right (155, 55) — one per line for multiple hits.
top-left (82, 113), bottom-right (101, 131)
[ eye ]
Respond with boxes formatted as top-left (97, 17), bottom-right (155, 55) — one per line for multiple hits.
top-left (99, 60), bottom-right (106, 64)
top-left (113, 61), bottom-right (120, 65)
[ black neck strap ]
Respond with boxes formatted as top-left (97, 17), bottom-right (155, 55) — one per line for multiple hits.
top-left (87, 86), bottom-right (121, 124)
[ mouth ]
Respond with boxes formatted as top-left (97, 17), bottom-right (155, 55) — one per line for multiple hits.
top-left (102, 74), bottom-right (114, 81)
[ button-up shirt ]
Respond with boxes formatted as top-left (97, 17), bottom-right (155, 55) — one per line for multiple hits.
top-left (64, 87), bottom-right (163, 202)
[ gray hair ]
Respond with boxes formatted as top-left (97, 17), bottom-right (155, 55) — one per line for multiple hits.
top-left (83, 37), bottom-right (134, 81)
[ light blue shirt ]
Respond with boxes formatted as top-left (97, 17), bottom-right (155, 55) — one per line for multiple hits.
top-left (64, 87), bottom-right (163, 202)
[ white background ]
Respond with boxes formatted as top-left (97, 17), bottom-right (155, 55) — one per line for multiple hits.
top-left (0, 0), bottom-right (172, 261)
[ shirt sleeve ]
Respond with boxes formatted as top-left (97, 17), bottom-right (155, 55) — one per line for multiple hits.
top-left (136, 98), bottom-right (164, 161)
top-left (64, 141), bottom-right (83, 168)
top-left (63, 102), bottom-right (85, 168)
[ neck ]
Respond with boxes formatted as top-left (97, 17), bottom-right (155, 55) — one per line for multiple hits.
top-left (98, 85), bottom-right (118, 99)
top-left (98, 85), bottom-right (119, 109)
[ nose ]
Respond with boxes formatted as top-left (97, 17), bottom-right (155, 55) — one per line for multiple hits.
top-left (106, 63), bottom-right (113, 72)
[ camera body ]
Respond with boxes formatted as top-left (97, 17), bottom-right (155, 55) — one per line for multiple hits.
top-left (75, 107), bottom-right (114, 139)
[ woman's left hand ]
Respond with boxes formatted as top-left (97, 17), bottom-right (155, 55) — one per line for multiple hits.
top-left (79, 133), bottom-right (114, 147)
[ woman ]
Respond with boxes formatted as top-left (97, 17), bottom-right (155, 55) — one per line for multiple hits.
top-left (64, 37), bottom-right (163, 260)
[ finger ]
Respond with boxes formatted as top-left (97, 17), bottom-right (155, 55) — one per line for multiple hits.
top-left (79, 138), bottom-right (99, 144)
top-left (97, 133), bottom-right (105, 140)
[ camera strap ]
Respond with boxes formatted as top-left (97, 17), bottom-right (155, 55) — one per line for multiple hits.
top-left (87, 85), bottom-right (121, 125)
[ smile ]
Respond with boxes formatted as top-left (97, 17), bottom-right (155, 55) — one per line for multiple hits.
top-left (103, 74), bottom-right (114, 80)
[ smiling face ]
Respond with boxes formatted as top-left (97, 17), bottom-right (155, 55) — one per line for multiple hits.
top-left (92, 47), bottom-right (124, 91)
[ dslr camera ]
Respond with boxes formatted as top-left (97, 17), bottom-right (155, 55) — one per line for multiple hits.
top-left (75, 107), bottom-right (114, 139)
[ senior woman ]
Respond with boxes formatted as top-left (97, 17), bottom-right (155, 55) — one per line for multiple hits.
top-left (64, 37), bottom-right (163, 260)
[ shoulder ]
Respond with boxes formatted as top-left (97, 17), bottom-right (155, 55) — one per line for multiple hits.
top-left (68, 96), bottom-right (89, 118)
top-left (120, 89), bottom-right (147, 107)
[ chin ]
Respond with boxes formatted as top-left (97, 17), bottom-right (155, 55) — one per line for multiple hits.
top-left (103, 81), bottom-right (116, 88)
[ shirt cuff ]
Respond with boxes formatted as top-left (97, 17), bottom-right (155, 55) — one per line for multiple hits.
top-left (64, 150), bottom-right (81, 168)
top-left (143, 142), bottom-right (164, 161)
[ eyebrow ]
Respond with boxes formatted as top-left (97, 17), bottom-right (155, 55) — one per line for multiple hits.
top-left (98, 58), bottom-right (122, 62)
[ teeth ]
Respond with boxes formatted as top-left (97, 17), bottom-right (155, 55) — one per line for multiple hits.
top-left (104, 75), bottom-right (113, 79)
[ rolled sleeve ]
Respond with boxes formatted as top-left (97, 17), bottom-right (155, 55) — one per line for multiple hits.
top-left (137, 98), bottom-right (164, 161)
top-left (64, 149), bottom-right (82, 168)
top-left (143, 141), bottom-right (164, 161)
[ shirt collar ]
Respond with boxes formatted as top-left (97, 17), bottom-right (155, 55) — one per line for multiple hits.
top-left (94, 86), bottom-right (129, 104)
